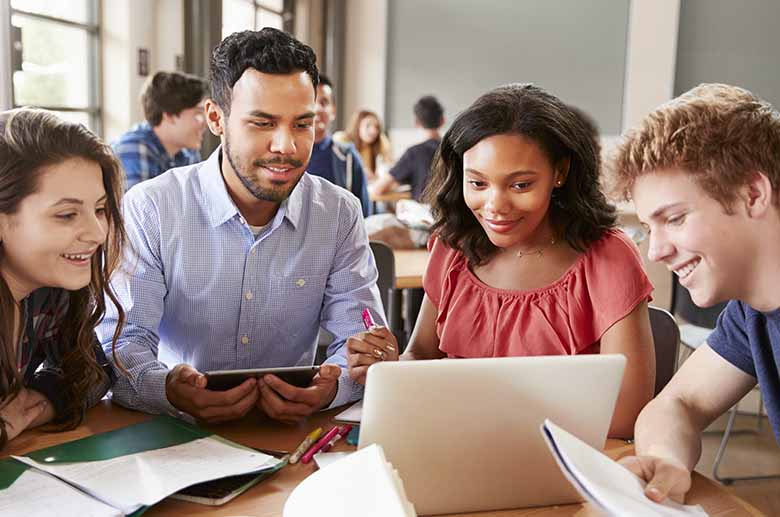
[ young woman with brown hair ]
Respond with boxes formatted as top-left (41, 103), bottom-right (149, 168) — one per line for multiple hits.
top-left (0, 108), bottom-right (127, 447)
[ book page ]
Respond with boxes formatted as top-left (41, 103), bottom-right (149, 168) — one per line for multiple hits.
top-left (15, 436), bottom-right (280, 515)
top-left (0, 468), bottom-right (121, 517)
top-left (542, 420), bottom-right (707, 516)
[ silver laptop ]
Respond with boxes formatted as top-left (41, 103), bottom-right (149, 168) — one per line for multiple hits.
top-left (358, 355), bottom-right (626, 515)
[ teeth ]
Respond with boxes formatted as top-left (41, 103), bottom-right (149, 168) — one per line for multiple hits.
top-left (674, 258), bottom-right (700, 278)
top-left (63, 253), bottom-right (90, 261)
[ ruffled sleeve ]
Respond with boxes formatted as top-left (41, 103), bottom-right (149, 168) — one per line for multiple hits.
top-left (565, 229), bottom-right (654, 351)
top-left (423, 236), bottom-right (462, 309)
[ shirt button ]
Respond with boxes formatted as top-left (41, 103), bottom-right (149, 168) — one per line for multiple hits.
top-left (241, 335), bottom-right (249, 345)
top-left (245, 291), bottom-right (253, 300)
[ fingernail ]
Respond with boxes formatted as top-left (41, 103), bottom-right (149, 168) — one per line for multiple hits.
top-left (373, 349), bottom-right (383, 357)
top-left (647, 487), bottom-right (661, 497)
top-left (386, 344), bottom-right (396, 352)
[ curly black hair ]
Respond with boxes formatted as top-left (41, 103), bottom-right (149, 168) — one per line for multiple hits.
top-left (210, 28), bottom-right (319, 115)
top-left (424, 83), bottom-right (617, 266)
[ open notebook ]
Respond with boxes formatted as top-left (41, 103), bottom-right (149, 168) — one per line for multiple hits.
top-left (542, 419), bottom-right (708, 516)
top-left (284, 444), bottom-right (415, 517)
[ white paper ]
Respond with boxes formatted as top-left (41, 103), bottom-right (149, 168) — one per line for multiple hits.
top-left (334, 400), bottom-right (362, 424)
top-left (313, 451), bottom-right (352, 470)
top-left (542, 419), bottom-right (708, 517)
top-left (0, 468), bottom-right (121, 517)
top-left (15, 436), bottom-right (280, 515)
top-left (285, 444), bottom-right (416, 517)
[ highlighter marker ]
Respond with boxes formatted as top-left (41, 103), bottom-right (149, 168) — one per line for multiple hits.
top-left (362, 308), bottom-right (377, 330)
top-left (289, 427), bottom-right (323, 464)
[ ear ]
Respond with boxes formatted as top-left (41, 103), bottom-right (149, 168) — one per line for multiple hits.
top-left (742, 170), bottom-right (774, 218)
top-left (204, 99), bottom-right (225, 137)
top-left (554, 156), bottom-right (571, 187)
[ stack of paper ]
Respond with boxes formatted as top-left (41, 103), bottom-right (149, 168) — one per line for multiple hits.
top-left (284, 444), bottom-right (416, 517)
top-left (541, 419), bottom-right (708, 516)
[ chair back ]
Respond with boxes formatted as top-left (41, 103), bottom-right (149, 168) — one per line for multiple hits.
top-left (649, 306), bottom-right (680, 396)
top-left (369, 241), bottom-right (396, 320)
top-left (670, 273), bottom-right (727, 328)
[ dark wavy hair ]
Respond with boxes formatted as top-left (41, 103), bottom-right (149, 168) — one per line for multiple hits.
top-left (210, 28), bottom-right (319, 116)
top-left (0, 108), bottom-right (127, 429)
top-left (425, 83), bottom-right (617, 266)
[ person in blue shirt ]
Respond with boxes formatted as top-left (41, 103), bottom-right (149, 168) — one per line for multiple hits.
top-left (96, 28), bottom-right (387, 424)
top-left (307, 75), bottom-right (371, 216)
top-left (611, 84), bottom-right (780, 504)
top-left (112, 71), bottom-right (208, 190)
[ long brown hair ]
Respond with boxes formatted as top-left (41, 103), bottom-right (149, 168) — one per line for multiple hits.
top-left (346, 110), bottom-right (389, 172)
top-left (0, 108), bottom-right (127, 428)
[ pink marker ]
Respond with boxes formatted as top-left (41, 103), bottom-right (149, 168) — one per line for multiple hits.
top-left (362, 308), bottom-right (377, 330)
top-left (321, 424), bottom-right (353, 453)
top-left (301, 425), bottom-right (340, 464)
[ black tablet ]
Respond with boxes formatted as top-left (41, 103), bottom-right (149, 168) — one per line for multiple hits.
top-left (204, 366), bottom-right (320, 391)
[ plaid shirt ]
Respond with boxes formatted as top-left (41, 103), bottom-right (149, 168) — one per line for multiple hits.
top-left (112, 122), bottom-right (201, 190)
top-left (18, 288), bottom-right (115, 423)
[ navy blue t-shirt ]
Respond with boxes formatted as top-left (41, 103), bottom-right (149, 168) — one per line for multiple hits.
top-left (389, 138), bottom-right (439, 201)
top-left (707, 300), bottom-right (780, 443)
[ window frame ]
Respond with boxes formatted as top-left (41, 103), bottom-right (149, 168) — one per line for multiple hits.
top-left (7, 0), bottom-right (102, 135)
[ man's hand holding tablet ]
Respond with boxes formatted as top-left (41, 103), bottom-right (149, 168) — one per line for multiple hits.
top-left (256, 364), bottom-right (341, 424)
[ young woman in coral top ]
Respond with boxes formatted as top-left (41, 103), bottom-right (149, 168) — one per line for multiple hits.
top-left (347, 84), bottom-right (655, 438)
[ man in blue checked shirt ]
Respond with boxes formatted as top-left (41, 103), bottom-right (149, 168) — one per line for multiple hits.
top-left (97, 28), bottom-right (390, 424)
top-left (112, 71), bottom-right (208, 190)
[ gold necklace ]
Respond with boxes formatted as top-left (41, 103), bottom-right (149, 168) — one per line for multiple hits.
top-left (515, 237), bottom-right (556, 259)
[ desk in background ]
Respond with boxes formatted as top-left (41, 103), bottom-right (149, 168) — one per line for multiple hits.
top-left (3, 401), bottom-right (762, 516)
top-left (369, 186), bottom-right (412, 214)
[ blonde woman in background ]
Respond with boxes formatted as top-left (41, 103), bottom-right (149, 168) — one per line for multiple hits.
top-left (334, 110), bottom-right (392, 181)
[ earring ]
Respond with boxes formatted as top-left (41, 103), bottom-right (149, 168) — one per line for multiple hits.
top-left (556, 180), bottom-right (563, 187)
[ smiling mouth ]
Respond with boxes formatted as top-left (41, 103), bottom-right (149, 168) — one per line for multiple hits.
top-left (673, 257), bottom-right (701, 279)
top-left (61, 251), bottom-right (95, 265)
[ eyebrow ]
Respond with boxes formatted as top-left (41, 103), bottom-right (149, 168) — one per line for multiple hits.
top-left (50, 195), bottom-right (107, 208)
top-left (464, 168), bottom-right (537, 178)
top-left (247, 110), bottom-right (316, 121)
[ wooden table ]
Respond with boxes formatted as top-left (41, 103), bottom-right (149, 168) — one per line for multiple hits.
top-left (393, 247), bottom-right (429, 289)
top-left (3, 401), bottom-right (762, 516)
top-left (369, 189), bottom-right (412, 204)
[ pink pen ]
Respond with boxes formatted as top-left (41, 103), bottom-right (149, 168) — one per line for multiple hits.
top-left (301, 425), bottom-right (341, 464)
top-left (362, 308), bottom-right (377, 330)
top-left (321, 424), bottom-right (353, 453)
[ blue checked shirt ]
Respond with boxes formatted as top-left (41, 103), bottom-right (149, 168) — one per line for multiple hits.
top-left (96, 148), bottom-right (385, 416)
top-left (112, 122), bottom-right (201, 190)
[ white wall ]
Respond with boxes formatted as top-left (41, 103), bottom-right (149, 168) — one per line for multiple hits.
top-left (342, 0), bottom-right (387, 128)
top-left (101, 0), bottom-right (184, 142)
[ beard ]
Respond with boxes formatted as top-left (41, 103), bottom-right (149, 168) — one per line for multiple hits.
top-left (223, 127), bottom-right (304, 203)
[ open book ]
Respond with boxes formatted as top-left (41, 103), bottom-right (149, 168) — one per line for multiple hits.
top-left (284, 444), bottom-right (416, 517)
top-left (0, 416), bottom-right (282, 516)
top-left (541, 419), bottom-right (708, 516)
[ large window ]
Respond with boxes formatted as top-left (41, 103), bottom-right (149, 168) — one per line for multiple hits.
top-left (8, 0), bottom-right (101, 133)
top-left (222, 0), bottom-right (291, 38)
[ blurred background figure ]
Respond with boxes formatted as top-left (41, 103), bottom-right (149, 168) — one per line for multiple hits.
top-left (334, 109), bottom-right (392, 182)
top-left (371, 95), bottom-right (444, 202)
top-left (112, 71), bottom-right (208, 190)
top-left (308, 74), bottom-right (371, 216)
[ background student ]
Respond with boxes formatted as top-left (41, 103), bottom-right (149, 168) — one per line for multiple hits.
top-left (334, 109), bottom-right (393, 182)
top-left (307, 74), bottom-right (371, 216)
top-left (348, 84), bottom-right (656, 438)
top-left (0, 108), bottom-right (127, 447)
top-left (371, 95), bottom-right (444, 202)
top-left (612, 83), bottom-right (780, 503)
top-left (113, 71), bottom-right (209, 190)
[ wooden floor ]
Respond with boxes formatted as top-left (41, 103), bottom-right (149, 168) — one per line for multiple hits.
top-left (696, 413), bottom-right (780, 516)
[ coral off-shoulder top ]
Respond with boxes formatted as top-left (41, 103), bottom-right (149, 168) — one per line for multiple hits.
top-left (423, 229), bottom-right (653, 358)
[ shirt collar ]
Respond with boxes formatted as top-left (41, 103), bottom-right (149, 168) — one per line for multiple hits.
top-left (313, 134), bottom-right (332, 152)
top-left (197, 146), bottom-right (303, 230)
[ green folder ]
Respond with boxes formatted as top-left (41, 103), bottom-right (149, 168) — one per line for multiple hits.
top-left (0, 415), bottom-right (261, 516)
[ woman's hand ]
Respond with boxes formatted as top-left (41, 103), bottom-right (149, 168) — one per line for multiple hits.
top-left (0, 388), bottom-right (51, 446)
top-left (346, 326), bottom-right (399, 385)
